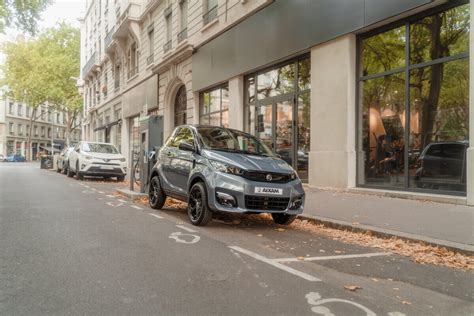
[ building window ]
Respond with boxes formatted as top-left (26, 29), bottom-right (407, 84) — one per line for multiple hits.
top-left (56, 113), bottom-right (60, 124)
top-left (9, 123), bottom-right (14, 134)
top-left (128, 43), bottom-right (138, 79)
top-left (357, 3), bottom-right (469, 194)
top-left (34, 126), bottom-right (38, 136)
top-left (18, 104), bottom-right (23, 116)
top-left (203, 0), bottom-right (218, 25)
top-left (245, 56), bottom-right (311, 182)
top-left (48, 128), bottom-right (51, 138)
top-left (147, 26), bottom-right (155, 65)
top-left (178, 0), bottom-right (188, 42)
top-left (26, 125), bottom-right (29, 136)
top-left (200, 85), bottom-right (229, 128)
top-left (18, 124), bottom-right (23, 135)
top-left (26, 106), bottom-right (30, 118)
top-left (9, 102), bottom-right (14, 114)
top-left (174, 85), bottom-right (187, 126)
top-left (41, 126), bottom-right (45, 137)
top-left (164, 9), bottom-right (172, 53)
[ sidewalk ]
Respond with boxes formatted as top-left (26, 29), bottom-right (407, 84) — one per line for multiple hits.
top-left (302, 187), bottom-right (474, 254)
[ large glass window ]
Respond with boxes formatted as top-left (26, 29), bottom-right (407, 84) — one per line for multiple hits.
top-left (200, 85), bottom-right (229, 127)
top-left (246, 56), bottom-right (310, 182)
top-left (358, 3), bottom-right (469, 194)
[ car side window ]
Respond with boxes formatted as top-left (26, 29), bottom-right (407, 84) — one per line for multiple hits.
top-left (165, 128), bottom-right (180, 148)
top-left (172, 127), bottom-right (195, 148)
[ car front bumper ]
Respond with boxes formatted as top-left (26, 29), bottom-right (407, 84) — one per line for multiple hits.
top-left (79, 161), bottom-right (127, 177)
top-left (205, 172), bottom-right (305, 215)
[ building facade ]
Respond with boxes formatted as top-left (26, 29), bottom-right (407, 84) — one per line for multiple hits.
top-left (80, 0), bottom-right (473, 205)
top-left (0, 94), bottom-right (82, 160)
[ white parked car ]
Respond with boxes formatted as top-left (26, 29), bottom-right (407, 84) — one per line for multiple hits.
top-left (67, 141), bottom-right (127, 181)
top-left (0, 154), bottom-right (5, 162)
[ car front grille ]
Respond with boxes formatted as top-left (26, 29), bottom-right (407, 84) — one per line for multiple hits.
top-left (242, 171), bottom-right (292, 183)
top-left (244, 195), bottom-right (290, 211)
top-left (87, 166), bottom-right (123, 174)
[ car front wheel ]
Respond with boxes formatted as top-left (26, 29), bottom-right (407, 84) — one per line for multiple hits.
top-left (271, 213), bottom-right (297, 225)
top-left (66, 164), bottom-right (74, 177)
top-left (188, 182), bottom-right (213, 226)
top-left (149, 176), bottom-right (166, 209)
top-left (75, 162), bottom-right (83, 180)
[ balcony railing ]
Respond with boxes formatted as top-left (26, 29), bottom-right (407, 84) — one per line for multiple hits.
top-left (177, 28), bottom-right (187, 43)
top-left (146, 54), bottom-right (154, 65)
top-left (163, 40), bottom-right (172, 53)
top-left (82, 52), bottom-right (97, 77)
top-left (203, 5), bottom-right (218, 25)
top-left (105, 26), bottom-right (115, 49)
top-left (127, 66), bottom-right (138, 79)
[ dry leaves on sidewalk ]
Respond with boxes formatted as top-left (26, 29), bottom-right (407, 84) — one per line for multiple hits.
top-left (293, 219), bottom-right (474, 270)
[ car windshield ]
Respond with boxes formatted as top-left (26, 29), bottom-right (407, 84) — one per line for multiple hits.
top-left (197, 127), bottom-right (274, 156)
top-left (82, 143), bottom-right (119, 154)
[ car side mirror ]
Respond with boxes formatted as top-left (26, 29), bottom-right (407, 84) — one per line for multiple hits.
top-left (179, 142), bottom-right (195, 152)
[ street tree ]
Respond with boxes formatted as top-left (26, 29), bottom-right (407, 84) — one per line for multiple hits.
top-left (2, 22), bottom-right (82, 160)
top-left (0, 0), bottom-right (51, 34)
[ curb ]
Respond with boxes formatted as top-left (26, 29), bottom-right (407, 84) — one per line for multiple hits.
top-left (298, 214), bottom-right (474, 256)
top-left (116, 188), bottom-right (147, 201)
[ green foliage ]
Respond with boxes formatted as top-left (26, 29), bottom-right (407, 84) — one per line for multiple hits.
top-left (0, 0), bottom-right (51, 34)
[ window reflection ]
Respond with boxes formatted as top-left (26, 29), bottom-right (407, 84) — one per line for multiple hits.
top-left (362, 73), bottom-right (405, 187)
top-left (200, 85), bottom-right (229, 127)
top-left (410, 4), bottom-right (469, 65)
top-left (298, 93), bottom-right (310, 182)
top-left (257, 64), bottom-right (295, 99)
top-left (361, 26), bottom-right (405, 76)
top-left (409, 59), bottom-right (469, 191)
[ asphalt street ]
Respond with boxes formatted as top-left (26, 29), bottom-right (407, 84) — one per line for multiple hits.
top-left (0, 163), bottom-right (473, 315)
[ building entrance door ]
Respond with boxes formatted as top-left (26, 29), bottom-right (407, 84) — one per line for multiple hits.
top-left (251, 98), bottom-right (296, 169)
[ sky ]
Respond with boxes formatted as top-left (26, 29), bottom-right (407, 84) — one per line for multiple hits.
top-left (0, 0), bottom-right (86, 69)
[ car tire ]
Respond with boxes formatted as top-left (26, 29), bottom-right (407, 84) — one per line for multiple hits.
top-left (187, 182), bottom-right (213, 226)
top-left (66, 164), bottom-right (74, 177)
top-left (56, 166), bottom-right (61, 173)
top-left (75, 162), bottom-right (83, 180)
top-left (271, 213), bottom-right (297, 225)
top-left (116, 175), bottom-right (125, 182)
top-left (62, 162), bottom-right (68, 175)
top-left (149, 175), bottom-right (166, 209)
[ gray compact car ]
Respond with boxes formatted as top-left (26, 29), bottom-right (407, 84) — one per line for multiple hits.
top-left (148, 125), bottom-right (305, 226)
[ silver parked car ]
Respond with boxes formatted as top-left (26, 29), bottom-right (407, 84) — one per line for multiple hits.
top-left (148, 125), bottom-right (305, 226)
top-left (57, 146), bottom-right (75, 174)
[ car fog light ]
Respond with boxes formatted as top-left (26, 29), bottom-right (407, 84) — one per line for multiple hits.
top-left (81, 164), bottom-right (86, 169)
top-left (290, 197), bottom-right (303, 210)
top-left (216, 192), bottom-right (237, 208)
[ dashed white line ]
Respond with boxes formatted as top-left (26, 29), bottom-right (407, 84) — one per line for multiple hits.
top-left (98, 191), bottom-right (105, 194)
top-left (118, 199), bottom-right (128, 203)
top-left (229, 246), bottom-right (321, 282)
top-left (176, 225), bottom-right (198, 233)
top-left (130, 205), bottom-right (143, 210)
top-left (274, 252), bottom-right (389, 263)
top-left (106, 195), bottom-right (116, 198)
top-left (148, 213), bottom-right (164, 219)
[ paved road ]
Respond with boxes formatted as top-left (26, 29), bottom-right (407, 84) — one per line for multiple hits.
top-left (0, 163), bottom-right (473, 315)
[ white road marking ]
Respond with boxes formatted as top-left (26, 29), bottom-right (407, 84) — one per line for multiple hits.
top-left (148, 213), bottom-right (164, 219)
top-left (169, 232), bottom-right (200, 244)
top-left (106, 201), bottom-right (123, 207)
top-left (229, 246), bottom-right (321, 282)
top-left (130, 205), bottom-right (143, 210)
top-left (82, 190), bottom-right (94, 194)
top-left (118, 199), bottom-right (128, 203)
top-left (98, 191), bottom-right (105, 194)
top-left (306, 292), bottom-right (377, 316)
top-left (274, 252), bottom-right (389, 263)
top-left (106, 195), bottom-right (116, 198)
top-left (84, 185), bottom-right (90, 188)
top-left (176, 225), bottom-right (197, 233)
top-left (90, 188), bottom-right (97, 191)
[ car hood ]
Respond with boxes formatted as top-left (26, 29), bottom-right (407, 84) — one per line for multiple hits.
top-left (203, 149), bottom-right (294, 173)
top-left (85, 152), bottom-right (125, 160)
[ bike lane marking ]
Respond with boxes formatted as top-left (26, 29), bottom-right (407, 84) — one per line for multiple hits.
top-left (175, 224), bottom-right (197, 233)
top-left (274, 252), bottom-right (389, 263)
top-left (148, 213), bottom-right (164, 219)
top-left (130, 205), bottom-right (143, 210)
top-left (229, 246), bottom-right (321, 282)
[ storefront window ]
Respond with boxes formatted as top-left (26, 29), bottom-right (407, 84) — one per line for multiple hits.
top-left (358, 3), bottom-right (469, 194)
top-left (246, 56), bottom-right (310, 182)
top-left (200, 85), bottom-right (229, 127)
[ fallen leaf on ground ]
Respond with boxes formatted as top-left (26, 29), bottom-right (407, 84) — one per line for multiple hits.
top-left (344, 285), bottom-right (362, 291)
top-left (402, 301), bottom-right (412, 305)
top-left (297, 256), bottom-right (305, 261)
top-left (275, 228), bottom-right (285, 232)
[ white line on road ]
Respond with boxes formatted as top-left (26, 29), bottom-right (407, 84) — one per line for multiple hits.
top-left (98, 191), bottom-right (105, 194)
top-left (131, 205), bottom-right (143, 210)
top-left (229, 246), bottom-right (321, 282)
top-left (274, 252), bottom-right (389, 263)
top-left (176, 225), bottom-right (197, 233)
top-left (148, 213), bottom-right (164, 219)
top-left (118, 199), bottom-right (128, 203)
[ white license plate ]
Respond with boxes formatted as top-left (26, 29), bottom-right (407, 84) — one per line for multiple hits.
top-left (255, 187), bottom-right (283, 195)
top-left (100, 165), bottom-right (114, 170)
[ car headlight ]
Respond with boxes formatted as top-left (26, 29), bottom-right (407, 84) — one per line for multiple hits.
top-left (209, 160), bottom-right (245, 175)
top-left (118, 158), bottom-right (126, 162)
top-left (290, 170), bottom-right (298, 180)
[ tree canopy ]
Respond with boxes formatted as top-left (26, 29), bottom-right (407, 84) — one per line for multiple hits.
top-left (0, 0), bottom-right (51, 34)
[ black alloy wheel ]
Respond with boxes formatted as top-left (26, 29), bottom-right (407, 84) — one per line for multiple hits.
top-left (149, 176), bottom-right (166, 209)
top-left (187, 182), bottom-right (212, 226)
top-left (271, 213), bottom-right (297, 225)
top-left (75, 162), bottom-right (83, 180)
